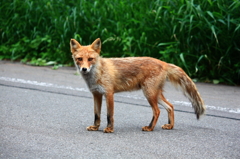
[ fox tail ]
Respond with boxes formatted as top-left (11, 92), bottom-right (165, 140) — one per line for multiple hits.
top-left (166, 64), bottom-right (206, 119)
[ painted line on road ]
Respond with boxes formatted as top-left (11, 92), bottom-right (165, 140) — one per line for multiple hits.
top-left (1, 76), bottom-right (239, 114)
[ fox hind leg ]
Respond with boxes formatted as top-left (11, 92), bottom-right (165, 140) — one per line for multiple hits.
top-left (142, 97), bottom-right (160, 131)
top-left (158, 93), bottom-right (174, 129)
top-left (142, 88), bottom-right (160, 131)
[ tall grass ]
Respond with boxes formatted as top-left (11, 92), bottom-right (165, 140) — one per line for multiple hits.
top-left (0, 0), bottom-right (240, 84)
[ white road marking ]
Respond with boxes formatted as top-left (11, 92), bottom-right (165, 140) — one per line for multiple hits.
top-left (0, 76), bottom-right (89, 92)
top-left (0, 76), bottom-right (239, 114)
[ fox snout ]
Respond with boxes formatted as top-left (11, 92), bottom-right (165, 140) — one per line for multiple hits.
top-left (74, 58), bottom-right (93, 74)
top-left (79, 66), bottom-right (92, 74)
top-left (82, 67), bottom-right (88, 72)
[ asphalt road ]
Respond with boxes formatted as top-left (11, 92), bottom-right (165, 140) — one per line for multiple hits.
top-left (0, 61), bottom-right (240, 159)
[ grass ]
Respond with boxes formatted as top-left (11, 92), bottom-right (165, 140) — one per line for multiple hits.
top-left (0, 0), bottom-right (240, 85)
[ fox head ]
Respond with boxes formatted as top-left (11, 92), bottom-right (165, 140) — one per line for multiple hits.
top-left (70, 38), bottom-right (101, 74)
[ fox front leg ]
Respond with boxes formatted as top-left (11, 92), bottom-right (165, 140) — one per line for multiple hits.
top-left (103, 92), bottom-right (114, 133)
top-left (87, 93), bottom-right (102, 131)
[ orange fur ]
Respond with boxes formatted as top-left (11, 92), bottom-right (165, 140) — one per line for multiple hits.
top-left (70, 38), bottom-right (206, 133)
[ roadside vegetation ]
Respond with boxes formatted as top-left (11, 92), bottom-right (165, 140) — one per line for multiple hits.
top-left (0, 0), bottom-right (240, 84)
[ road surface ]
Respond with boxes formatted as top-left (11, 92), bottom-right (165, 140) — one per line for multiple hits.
top-left (0, 61), bottom-right (240, 158)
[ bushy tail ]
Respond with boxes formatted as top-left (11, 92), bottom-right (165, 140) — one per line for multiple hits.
top-left (166, 64), bottom-right (206, 119)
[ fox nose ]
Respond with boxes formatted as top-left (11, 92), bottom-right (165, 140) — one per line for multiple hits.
top-left (82, 67), bottom-right (87, 72)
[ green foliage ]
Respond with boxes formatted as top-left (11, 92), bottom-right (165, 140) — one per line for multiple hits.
top-left (0, 0), bottom-right (240, 84)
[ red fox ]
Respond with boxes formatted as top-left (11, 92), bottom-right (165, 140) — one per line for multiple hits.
top-left (70, 38), bottom-right (205, 133)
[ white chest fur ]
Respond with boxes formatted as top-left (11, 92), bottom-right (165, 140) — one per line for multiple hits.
top-left (81, 69), bottom-right (105, 94)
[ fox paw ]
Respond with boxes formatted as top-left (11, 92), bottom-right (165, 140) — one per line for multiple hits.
top-left (142, 126), bottom-right (154, 131)
top-left (103, 127), bottom-right (114, 133)
top-left (86, 125), bottom-right (99, 131)
top-left (161, 124), bottom-right (173, 130)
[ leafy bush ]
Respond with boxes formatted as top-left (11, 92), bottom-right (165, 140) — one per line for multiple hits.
top-left (0, 0), bottom-right (239, 84)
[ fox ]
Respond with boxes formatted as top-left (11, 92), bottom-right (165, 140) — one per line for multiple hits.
top-left (70, 38), bottom-right (205, 133)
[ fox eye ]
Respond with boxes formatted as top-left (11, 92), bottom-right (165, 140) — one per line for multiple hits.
top-left (77, 57), bottom-right (82, 61)
top-left (88, 58), bottom-right (93, 61)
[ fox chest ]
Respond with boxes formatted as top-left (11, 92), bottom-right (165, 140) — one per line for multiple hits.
top-left (82, 73), bottom-right (105, 94)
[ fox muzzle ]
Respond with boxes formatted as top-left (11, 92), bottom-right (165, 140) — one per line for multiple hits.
top-left (82, 67), bottom-right (88, 72)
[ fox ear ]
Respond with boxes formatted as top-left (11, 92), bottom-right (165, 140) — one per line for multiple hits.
top-left (70, 39), bottom-right (81, 53)
top-left (91, 38), bottom-right (101, 54)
